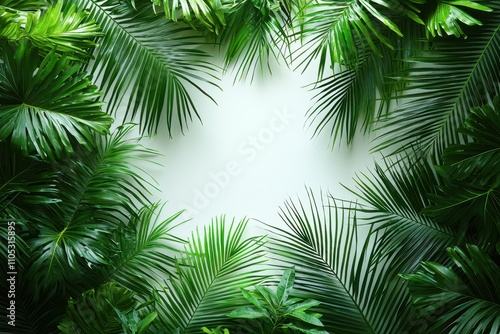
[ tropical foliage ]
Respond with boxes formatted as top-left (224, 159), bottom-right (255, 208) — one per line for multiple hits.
top-left (1, 0), bottom-right (499, 333)
top-left (227, 267), bottom-right (328, 334)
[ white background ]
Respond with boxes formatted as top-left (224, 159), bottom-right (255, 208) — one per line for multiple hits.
top-left (133, 58), bottom-right (378, 239)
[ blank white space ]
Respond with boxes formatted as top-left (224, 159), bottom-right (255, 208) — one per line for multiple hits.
top-left (131, 59), bottom-right (377, 239)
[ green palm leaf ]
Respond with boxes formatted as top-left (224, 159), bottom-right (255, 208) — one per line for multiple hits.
top-left (64, 0), bottom-right (219, 135)
top-left (441, 95), bottom-right (500, 185)
top-left (374, 2), bottom-right (500, 160)
top-left (20, 2), bottom-right (102, 57)
top-left (293, 0), bottom-right (422, 77)
top-left (26, 125), bottom-right (157, 293)
top-left (267, 189), bottom-right (420, 333)
top-left (103, 203), bottom-right (186, 297)
top-left (58, 282), bottom-right (137, 334)
top-left (349, 158), bottom-right (456, 273)
top-left (403, 244), bottom-right (500, 333)
top-left (154, 0), bottom-right (229, 34)
top-left (305, 18), bottom-right (422, 147)
top-left (0, 0), bottom-right (46, 12)
top-left (0, 40), bottom-right (112, 160)
top-left (153, 217), bottom-right (267, 333)
top-left (221, 0), bottom-right (290, 82)
top-left (422, 0), bottom-right (492, 38)
top-left (422, 96), bottom-right (500, 249)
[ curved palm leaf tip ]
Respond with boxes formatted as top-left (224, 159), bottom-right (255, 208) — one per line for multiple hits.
top-left (403, 244), bottom-right (500, 333)
top-left (64, 0), bottom-right (219, 136)
top-left (153, 216), bottom-right (267, 334)
top-left (266, 189), bottom-right (422, 333)
top-left (155, 0), bottom-right (293, 82)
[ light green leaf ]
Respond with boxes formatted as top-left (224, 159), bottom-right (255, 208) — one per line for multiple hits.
top-left (290, 311), bottom-right (324, 327)
top-left (227, 306), bottom-right (268, 319)
top-left (276, 266), bottom-right (295, 304)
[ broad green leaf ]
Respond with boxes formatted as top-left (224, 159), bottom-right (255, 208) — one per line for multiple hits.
top-left (227, 306), bottom-right (268, 319)
top-left (290, 311), bottom-right (324, 327)
top-left (285, 299), bottom-right (321, 313)
top-left (276, 266), bottom-right (295, 304)
top-left (241, 288), bottom-right (267, 313)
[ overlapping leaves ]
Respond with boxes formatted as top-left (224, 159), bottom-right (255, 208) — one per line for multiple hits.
top-left (64, 0), bottom-right (219, 135)
top-left (267, 190), bottom-right (421, 333)
top-left (423, 96), bottom-right (500, 249)
top-left (403, 244), bottom-right (500, 333)
top-left (153, 217), bottom-right (267, 333)
top-left (0, 40), bottom-right (112, 160)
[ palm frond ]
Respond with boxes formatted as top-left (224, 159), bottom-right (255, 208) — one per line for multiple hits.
top-left (374, 2), bottom-right (500, 160)
top-left (58, 282), bottom-right (137, 334)
top-left (403, 244), bottom-right (500, 333)
top-left (349, 157), bottom-right (457, 273)
top-left (267, 189), bottom-right (420, 333)
top-left (0, 40), bottom-right (112, 160)
top-left (293, 0), bottom-right (422, 77)
top-left (421, 0), bottom-right (492, 38)
top-left (220, 0), bottom-right (290, 82)
top-left (153, 216), bottom-right (267, 333)
top-left (154, 0), bottom-right (229, 34)
top-left (64, 0), bottom-right (219, 135)
top-left (21, 2), bottom-right (102, 57)
top-left (26, 125), bottom-right (158, 294)
top-left (441, 95), bottom-right (500, 185)
top-left (421, 96), bottom-right (500, 249)
top-left (102, 203), bottom-right (186, 297)
top-left (0, 0), bottom-right (46, 12)
top-left (305, 18), bottom-right (423, 147)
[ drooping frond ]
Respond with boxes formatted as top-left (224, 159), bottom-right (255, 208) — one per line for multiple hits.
top-left (421, 0), bottom-right (493, 38)
top-left (293, 0), bottom-right (422, 77)
top-left (220, 0), bottom-right (290, 82)
top-left (153, 217), bottom-right (267, 333)
top-left (64, 0), bottom-right (219, 135)
top-left (267, 189), bottom-right (420, 333)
